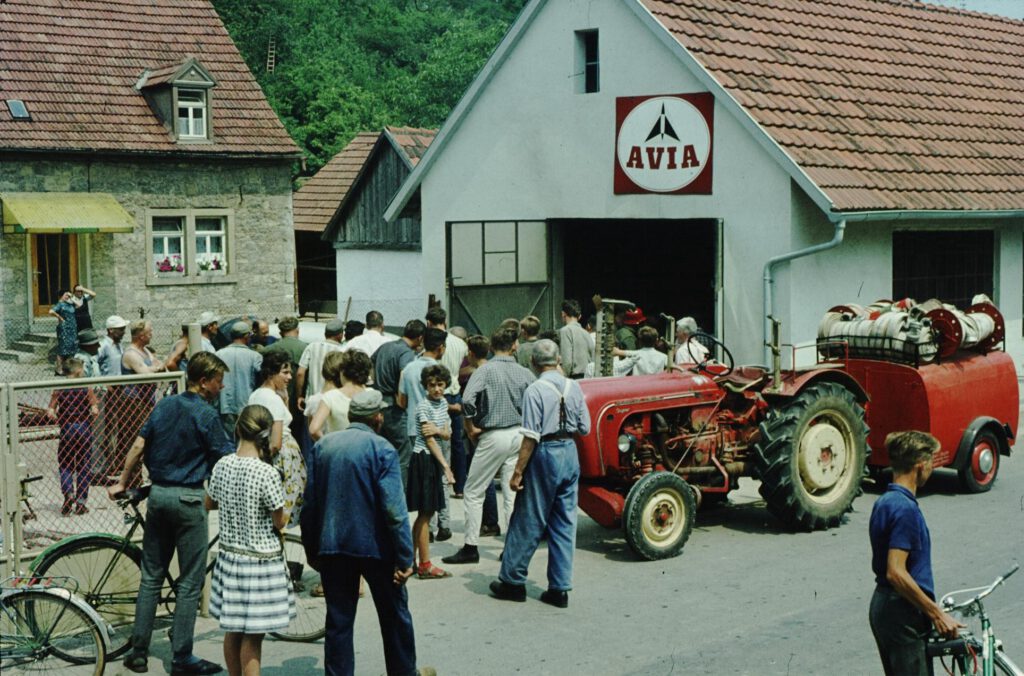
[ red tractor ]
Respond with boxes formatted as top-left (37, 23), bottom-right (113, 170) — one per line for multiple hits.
top-left (576, 302), bottom-right (1019, 561)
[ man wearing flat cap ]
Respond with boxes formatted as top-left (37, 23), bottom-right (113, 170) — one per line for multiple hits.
top-left (302, 389), bottom-right (433, 676)
top-left (74, 329), bottom-right (102, 378)
top-left (214, 320), bottom-right (262, 436)
top-left (197, 311), bottom-right (219, 352)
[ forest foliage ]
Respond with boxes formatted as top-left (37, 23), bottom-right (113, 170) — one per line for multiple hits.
top-left (212, 0), bottom-right (528, 174)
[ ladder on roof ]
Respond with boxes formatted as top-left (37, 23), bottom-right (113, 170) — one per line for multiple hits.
top-left (266, 38), bottom-right (277, 73)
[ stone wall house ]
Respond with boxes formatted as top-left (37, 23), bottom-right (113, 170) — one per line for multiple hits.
top-left (0, 0), bottom-right (301, 361)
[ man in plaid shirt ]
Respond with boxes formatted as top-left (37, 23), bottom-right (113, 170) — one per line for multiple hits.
top-left (443, 326), bottom-right (535, 564)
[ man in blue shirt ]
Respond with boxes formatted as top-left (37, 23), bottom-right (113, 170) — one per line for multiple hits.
top-left (868, 430), bottom-right (963, 676)
top-left (301, 390), bottom-right (433, 676)
top-left (489, 339), bottom-right (590, 608)
top-left (109, 351), bottom-right (234, 675)
top-left (214, 320), bottom-right (263, 435)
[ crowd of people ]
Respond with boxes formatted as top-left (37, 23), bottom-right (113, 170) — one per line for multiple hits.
top-left (36, 297), bottom-right (706, 675)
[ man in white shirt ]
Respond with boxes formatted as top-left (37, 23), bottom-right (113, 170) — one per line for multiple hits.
top-left (674, 316), bottom-right (709, 365)
top-left (613, 326), bottom-right (668, 375)
top-left (343, 310), bottom-right (398, 357)
top-left (295, 318), bottom-right (346, 412)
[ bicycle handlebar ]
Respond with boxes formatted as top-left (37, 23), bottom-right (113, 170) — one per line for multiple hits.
top-left (942, 563), bottom-right (1020, 612)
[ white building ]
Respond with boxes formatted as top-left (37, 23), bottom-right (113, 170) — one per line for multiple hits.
top-left (386, 0), bottom-right (1024, 372)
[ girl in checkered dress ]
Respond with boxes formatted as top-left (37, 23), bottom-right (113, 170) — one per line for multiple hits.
top-left (206, 404), bottom-right (296, 673)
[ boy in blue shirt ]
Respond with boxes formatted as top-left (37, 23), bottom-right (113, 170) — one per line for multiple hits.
top-left (868, 430), bottom-right (963, 676)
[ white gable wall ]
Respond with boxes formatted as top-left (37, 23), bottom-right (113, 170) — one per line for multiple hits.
top-left (419, 0), bottom-right (805, 364)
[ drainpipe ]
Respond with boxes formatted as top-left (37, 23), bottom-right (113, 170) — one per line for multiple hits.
top-left (762, 219), bottom-right (846, 366)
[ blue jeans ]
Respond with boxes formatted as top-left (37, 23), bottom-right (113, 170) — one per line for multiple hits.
top-left (445, 394), bottom-right (466, 494)
top-left (382, 406), bottom-right (412, 488)
top-left (129, 485), bottom-right (209, 666)
top-left (499, 439), bottom-right (580, 591)
top-left (321, 555), bottom-right (417, 676)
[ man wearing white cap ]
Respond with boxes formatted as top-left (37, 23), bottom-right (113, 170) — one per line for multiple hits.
top-left (196, 312), bottom-right (219, 353)
top-left (95, 315), bottom-right (128, 483)
top-left (98, 315), bottom-right (128, 377)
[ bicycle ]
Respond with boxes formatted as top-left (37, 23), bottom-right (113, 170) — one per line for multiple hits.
top-left (0, 575), bottom-right (109, 675)
top-left (929, 563), bottom-right (1022, 675)
top-left (28, 485), bottom-right (324, 659)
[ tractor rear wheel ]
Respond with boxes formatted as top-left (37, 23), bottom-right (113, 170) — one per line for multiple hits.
top-left (623, 471), bottom-right (696, 560)
top-left (753, 382), bottom-right (868, 530)
top-left (958, 428), bottom-right (1001, 493)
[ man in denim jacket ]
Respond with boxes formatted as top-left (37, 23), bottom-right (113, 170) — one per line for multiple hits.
top-left (302, 389), bottom-right (433, 676)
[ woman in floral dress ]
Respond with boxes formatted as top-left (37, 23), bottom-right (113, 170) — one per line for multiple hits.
top-left (248, 351), bottom-right (306, 526)
top-left (48, 290), bottom-right (78, 375)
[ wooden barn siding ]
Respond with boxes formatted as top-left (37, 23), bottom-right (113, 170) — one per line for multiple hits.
top-left (340, 146), bottom-right (420, 249)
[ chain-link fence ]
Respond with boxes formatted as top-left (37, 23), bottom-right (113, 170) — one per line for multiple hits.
top-left (1, 372), bottom-right (185, 574)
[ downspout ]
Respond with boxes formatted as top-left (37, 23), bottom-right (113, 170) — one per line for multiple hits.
top-left (762, 219), bottom-right (846, 366)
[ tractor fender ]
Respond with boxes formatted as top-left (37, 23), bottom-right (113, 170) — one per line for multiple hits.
top-left (29, 532), bottom-right (134, 572)
top-left (766, 368), bottom-right (869, 406)
top-left (953, 418), bottom-right (1013, 469)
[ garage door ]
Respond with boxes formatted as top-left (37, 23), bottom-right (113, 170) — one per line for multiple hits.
top-left (447, 221), bottom-right (551, 335)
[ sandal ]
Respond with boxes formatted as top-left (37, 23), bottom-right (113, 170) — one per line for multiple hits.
top-left (416, 563), bottom-right (452, 580)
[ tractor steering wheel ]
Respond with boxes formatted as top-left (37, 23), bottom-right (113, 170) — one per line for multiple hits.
top-left (687, 333), bottom-right (734, 377)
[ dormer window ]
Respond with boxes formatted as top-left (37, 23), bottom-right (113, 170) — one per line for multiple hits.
top-left (137, 57), bottom-right (216, 143)
top-left (177, 89), bottom-right (207, 138)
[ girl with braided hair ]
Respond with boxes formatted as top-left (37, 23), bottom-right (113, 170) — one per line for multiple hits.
top-left (206, 404), bottom-right (296, 675)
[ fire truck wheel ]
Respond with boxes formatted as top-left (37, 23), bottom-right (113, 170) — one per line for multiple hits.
top-left (958, 429), bottom-right (1000, 493)
top-left (622, 471), bottom-right (696, 560)
top-left (753, 382), bottom-right (868, 531)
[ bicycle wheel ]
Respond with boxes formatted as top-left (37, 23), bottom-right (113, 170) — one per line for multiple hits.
top-left (0, 590), bottom-right (106, 675)
top-left (995, 650), bottom-right (1023, 676)
top-left (270, 533), bottom-right (326, 642)
top-left (32, 536), bottom-right (141, 658)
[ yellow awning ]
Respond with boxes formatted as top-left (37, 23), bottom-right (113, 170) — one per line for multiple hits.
top-left (1, 192), bottom-right (136, 234)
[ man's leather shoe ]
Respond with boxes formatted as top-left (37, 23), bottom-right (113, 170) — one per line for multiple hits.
top-left (442, 546), bottom-right (479, 564)
top-left (170, 657), bottom-right (222, 675)
top-left (124, 653), bottom-right (148, 673)
top-left (540, 589), bottom-right (569, 608)
top-left (489, 580), bottom-right (526, 602)
top-left (435, 527), bottom-right (452, 542)
top-left (479, 523), bottom-right (501, 537)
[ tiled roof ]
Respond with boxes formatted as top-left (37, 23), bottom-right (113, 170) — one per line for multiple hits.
top-left (293, 128), bottom-right (437, 233)
top-left (0, 0), bottom-right (299, 157)
top-left (641, 0), bottom-right (1024, 212)
top-left (293, 132), bottom-right (379, 233)
top-left (386, 126), bottom-right (437, 167)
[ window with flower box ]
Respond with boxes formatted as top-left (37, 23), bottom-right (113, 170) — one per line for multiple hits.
top-left (146, 209), bottom-right (234, 285)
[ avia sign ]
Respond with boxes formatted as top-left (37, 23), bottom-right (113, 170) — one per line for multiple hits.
top-left (614, 93), bottom-right (714, 195)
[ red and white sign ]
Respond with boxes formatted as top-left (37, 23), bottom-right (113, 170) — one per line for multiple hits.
top-left (614, 93), bottom-right (714, 195)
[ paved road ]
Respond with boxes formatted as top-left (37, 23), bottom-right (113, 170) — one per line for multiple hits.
top-left (109, 421), bottom-right (1024, 676)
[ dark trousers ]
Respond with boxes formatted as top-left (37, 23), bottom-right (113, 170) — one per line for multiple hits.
top-left (130, 485), bottom-right (208, 665)
top-left (446, 394), bottom-right (467, 494)
top-left (381, 406), bottom-right (412, 488)
top-left (321, 555), bottom-right (417, 676)
top-left (57, 422), bottom-right (92, 504)
top-left (869, 586), bottom-right (934, 676)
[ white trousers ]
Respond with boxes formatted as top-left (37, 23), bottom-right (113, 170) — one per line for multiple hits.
top-left (463, 427), bottom-right (521, 546)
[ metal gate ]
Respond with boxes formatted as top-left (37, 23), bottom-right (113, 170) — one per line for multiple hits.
top-left (447, 220), bottom-right (552, 335)
top-left (0, 372), bottom-right (185, 577)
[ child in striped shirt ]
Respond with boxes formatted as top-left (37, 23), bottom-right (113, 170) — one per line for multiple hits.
top-left (407, 364), bottom-right (456, 579)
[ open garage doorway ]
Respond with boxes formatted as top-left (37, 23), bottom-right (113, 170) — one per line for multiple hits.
top-left (552, 218), bottom-right (720, 338)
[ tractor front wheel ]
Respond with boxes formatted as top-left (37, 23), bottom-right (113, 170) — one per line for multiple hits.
top-left (623, 471), bottom-right (696, 560)
top-left (958, 429), bottom-right (1001, 493)
top-left (753, 382), bottom-right (868, 530)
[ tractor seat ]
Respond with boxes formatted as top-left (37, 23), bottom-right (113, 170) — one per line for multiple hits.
top-left (718, 366), bottom-right (769, 393)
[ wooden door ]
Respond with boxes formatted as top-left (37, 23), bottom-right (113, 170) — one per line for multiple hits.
top-left (31, 234), bottom-right (78, 316)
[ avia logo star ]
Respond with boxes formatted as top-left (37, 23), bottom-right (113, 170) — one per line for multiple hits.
top-left (615, 94), bottom-right (714, 195)
top-left (645, 104), bottom-right (679, 142)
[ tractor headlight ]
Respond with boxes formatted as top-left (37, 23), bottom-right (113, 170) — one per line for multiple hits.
top-left (617, 433), bottom-right (635, 454)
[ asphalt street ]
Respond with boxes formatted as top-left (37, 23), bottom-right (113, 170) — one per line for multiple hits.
top-left (109, 410), bottom-right (1024, 676)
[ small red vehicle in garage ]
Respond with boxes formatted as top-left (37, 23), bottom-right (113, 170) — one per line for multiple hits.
top-left (575, 299), bottom-right (1018, 560)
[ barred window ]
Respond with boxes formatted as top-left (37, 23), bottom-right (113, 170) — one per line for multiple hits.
top-left (892, 230), bottom-right (994, 309)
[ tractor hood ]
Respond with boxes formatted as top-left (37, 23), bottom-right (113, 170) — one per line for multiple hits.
top-left (576, 371), bottom-right (725, 478)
